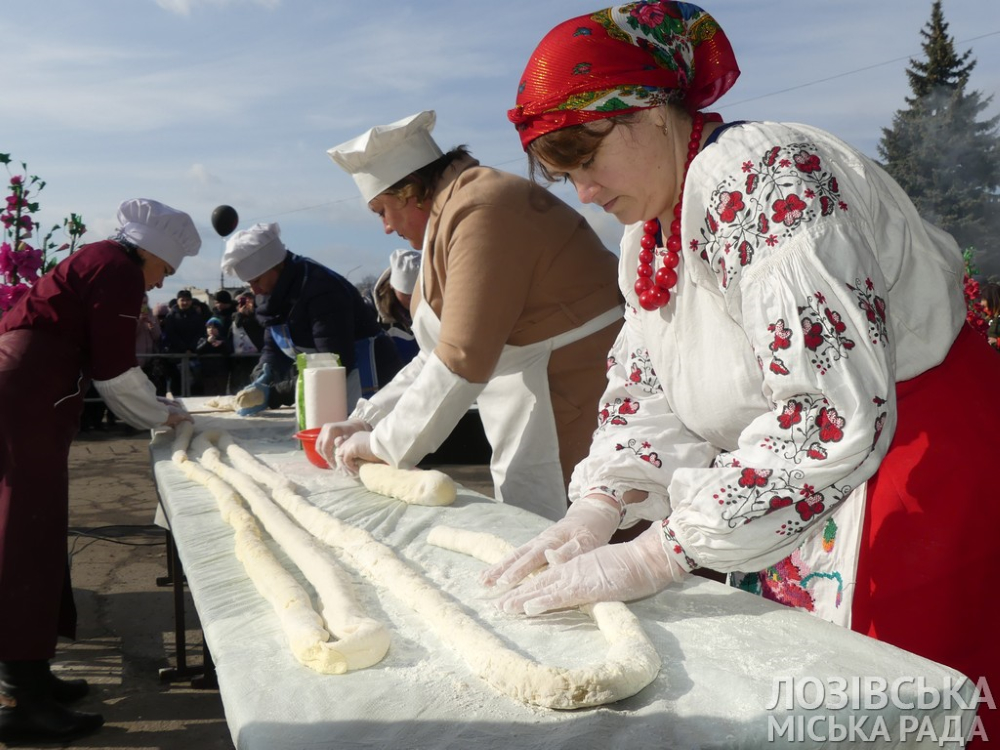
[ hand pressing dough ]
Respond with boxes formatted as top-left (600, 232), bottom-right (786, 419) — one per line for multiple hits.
top-left (233, 387), bottom-right (265, 410)
top-left (426, 525), bottom-right (661, 709)
top-left (359, 463), bottom-right (456, 506)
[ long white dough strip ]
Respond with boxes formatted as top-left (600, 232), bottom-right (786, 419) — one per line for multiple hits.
top-left (221, 439), bottom-right (661, 709)
top-left (427, 525), bottom-right (661, 708)
top-left (196, 431), bottom-right (390, 670)
top-left (170, 423), bottom-right (389, 673)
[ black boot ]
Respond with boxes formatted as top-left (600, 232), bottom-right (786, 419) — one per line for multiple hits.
top-left (0, 660), bottom-right (103, 744)
top-left (49, 671), bottom-right (90, 703)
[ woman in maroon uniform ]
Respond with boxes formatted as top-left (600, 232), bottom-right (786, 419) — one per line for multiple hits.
top-left (0, 198), bottom-right (200, 744)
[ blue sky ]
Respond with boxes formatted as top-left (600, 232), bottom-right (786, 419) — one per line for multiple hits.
top-left (4, 0), bottom-right (998, 306)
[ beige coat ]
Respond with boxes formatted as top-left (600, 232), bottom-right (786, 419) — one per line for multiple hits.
top-left (413, 154), bottom-right (623, 485)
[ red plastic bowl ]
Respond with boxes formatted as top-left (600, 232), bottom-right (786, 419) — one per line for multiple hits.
top-left (293, 428), bottom-right (329, 469)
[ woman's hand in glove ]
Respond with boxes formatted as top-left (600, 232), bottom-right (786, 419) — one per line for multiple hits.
top-left (332, 430), bottom-right (380, 474)
top-left (480, 495), bottom-right (622, 589)
top-left (316, 418), bottom-right (370, 468)
top-left (496, 525), bottom-right (686, 616)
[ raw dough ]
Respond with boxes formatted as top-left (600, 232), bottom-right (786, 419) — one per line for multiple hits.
top-left (171, 425), bottom-right (659, 708)
top-left (257, 479), bottom-right (660, 708)
top-left (359, 463), bottom-right (456, 506)
top-left (426, 525), bottom-right (662, 708)
top-left (170, 423), bottom-right (389, 673)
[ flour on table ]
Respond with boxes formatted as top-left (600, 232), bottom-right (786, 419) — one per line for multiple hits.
top-left (203, 396), bottom-right (235, 411)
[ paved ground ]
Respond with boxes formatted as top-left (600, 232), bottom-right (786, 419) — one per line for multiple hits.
top-left (4, 422), bottom-right (493, 750)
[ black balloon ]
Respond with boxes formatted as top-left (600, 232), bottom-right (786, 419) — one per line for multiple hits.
top-left (211, 205), bottom-right (239, 237)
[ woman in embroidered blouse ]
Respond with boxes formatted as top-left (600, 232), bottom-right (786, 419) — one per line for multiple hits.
top-left (483, 1), bottom-right (999, 730)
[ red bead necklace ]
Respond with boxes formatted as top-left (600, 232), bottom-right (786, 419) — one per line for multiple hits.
top-left (634, 111), bottom-right (705, 311)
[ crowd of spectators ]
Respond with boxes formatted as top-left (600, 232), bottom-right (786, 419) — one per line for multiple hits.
top-left (81, 287), bottom-right (262, 430)
top-left (83, 262), bottom-right (420, 430)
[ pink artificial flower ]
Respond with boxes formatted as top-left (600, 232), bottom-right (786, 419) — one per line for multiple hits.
top-left (0, 282), bottom-right (28, 312)
top-left (14, 246), bottom-right (43, 281)
top-left (0, 242), bottom-right (15, 278)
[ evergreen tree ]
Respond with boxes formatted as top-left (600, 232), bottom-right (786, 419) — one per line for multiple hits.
top-left (878, 1), bottom-right (1000, 275)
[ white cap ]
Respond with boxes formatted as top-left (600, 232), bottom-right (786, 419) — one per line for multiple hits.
top-left (327, 110), bottom-right (444, 203)
top-left (221, 222), bottom-right (288, 282)
top-left (117, 198), bottom-right (201, 270)
top-left (388, 248), bottom-right (421, 295)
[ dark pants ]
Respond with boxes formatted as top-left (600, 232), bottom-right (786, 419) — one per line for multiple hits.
top-left (0, 331), bottom-right (81, 660)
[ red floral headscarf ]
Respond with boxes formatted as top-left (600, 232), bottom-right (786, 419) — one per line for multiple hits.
top-left (509, 2), bottom-right (740, 150)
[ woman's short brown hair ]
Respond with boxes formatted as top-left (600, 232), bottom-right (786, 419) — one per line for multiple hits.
top-left (381, 146), bottom-right (472, 206)
top-left (526, 117), bottom-right (626, 184)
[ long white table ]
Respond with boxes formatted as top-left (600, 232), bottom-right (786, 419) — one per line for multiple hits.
top-left (150, 399), bottom-right (978, 749)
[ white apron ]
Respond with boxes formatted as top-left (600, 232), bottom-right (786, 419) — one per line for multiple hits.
top-left (411, 299), bottom-right (622, 520)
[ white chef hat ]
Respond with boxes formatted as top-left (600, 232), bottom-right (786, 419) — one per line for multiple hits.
top-left (327, 110), bottom-right (444, 203)
top-left (117, 198), bottom-right (201, 270)
top-left (221, 222), bottom-right (288, 282)
top-left (388, 248), bottom-right (421, 295)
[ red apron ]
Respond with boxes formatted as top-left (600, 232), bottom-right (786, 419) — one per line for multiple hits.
top-left (0, 329), bottom-right (85, 660)
top-left (854, 325), bottom-right (1000, 741)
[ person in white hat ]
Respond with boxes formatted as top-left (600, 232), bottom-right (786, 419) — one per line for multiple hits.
top-left (324, 110), bottom-right (624, 520)
top-left (368, 248), bottom-right (421, 366)
top-left (220, 222), bottom-right (401, 415)
top-left (0, 198), bottom-right (200, 744)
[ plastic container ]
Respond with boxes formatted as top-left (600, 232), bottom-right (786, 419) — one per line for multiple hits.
top-left (293, 428), bottom-right (329, 469)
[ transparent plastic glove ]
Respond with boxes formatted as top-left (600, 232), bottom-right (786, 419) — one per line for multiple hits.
top-left (234, 363), bottom-right (273, 416)
top-left (497, 525), bottom-right (686, 616)
top-left (480, 496), bottom-right (621, 589)
top-left (316, 418), bottom-right (370, 468)
top-left (333, 430), bottom-right (380, 475)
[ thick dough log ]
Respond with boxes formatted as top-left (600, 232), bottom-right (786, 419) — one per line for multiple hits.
top-left (426, 525), bottom-right (662, 708)
top-left (359, 463), bottom-right (456, 506)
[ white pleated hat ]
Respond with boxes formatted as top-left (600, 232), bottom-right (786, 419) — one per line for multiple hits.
top-left (221, 222), bottom-right (288, 282)
top-left (117, 198), bottom-right (201, 270)
top-left (327, 111), bottom-right (443, 203)
top-left (388, 248), bottom-right (421, 294)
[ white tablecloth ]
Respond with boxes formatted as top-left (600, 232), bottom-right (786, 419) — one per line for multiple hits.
top-left (149, 399), bottom-right (977, 749)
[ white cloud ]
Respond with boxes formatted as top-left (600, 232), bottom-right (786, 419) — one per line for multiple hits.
top-left (154, 0), bottom-right (281, 16)
top-left (187, 164), bottom-right (220, 185)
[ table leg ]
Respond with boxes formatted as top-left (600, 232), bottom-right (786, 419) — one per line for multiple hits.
top-left (157, 528), bottom-right (213, 688)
